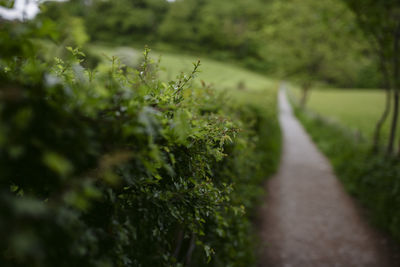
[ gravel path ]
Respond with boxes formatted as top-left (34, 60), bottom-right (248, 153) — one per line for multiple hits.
top-left (258, 86), bottom-right (397, 267)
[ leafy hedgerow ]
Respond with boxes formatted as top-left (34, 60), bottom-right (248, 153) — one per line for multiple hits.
top-left (0, 21), bottom-right (280, 266)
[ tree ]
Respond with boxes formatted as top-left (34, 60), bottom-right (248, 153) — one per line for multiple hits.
top-left (158, 0), bottom-right (201, 46)
top-left (260, 0), bottom-right (371, 108)
top-left (342, 0), bottom-right (400, 155)
top-left (159, 0), bottom-right (266, 61)
top-left (196, 0), bottom-right (265, 58)
top-left (42, 0), bottom-right (170, 43)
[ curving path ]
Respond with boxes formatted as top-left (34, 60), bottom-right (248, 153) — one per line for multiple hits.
top-left (258, 85), bottom-right (397, 267)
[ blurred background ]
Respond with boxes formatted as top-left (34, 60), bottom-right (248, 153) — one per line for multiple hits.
top-left (1, 0), bottom-right (400, 266)
top-left (0, 0), bottom-right (381, 86)
top-left (1, 0), bottom-right (388, 130)
top-left (2, 0), bottom-right (390, 138)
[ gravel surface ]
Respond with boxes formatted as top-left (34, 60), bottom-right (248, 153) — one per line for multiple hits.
top-left (258, 86), bottom-right (398, 267)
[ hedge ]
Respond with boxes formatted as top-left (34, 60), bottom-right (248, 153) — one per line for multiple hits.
top-left (0, 21), bottom-right (280, 266)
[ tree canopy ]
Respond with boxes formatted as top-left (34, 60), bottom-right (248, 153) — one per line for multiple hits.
top-left (35, 0), bottom-right (381, 89)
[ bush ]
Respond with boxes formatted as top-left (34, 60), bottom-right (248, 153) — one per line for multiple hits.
top-left (0, 21), bottom-right (280, 266)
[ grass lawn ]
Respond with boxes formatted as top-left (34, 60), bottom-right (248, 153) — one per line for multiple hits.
top-left (150, 49), bottom-right (279, 112)
top-left (89, 45), bottom-right (277, 93)
top-left (153, 51), bottom-right (276, 92)
top-left (289, 87), bottom-right (393, 141)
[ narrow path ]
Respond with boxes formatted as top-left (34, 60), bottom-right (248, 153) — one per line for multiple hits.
top-left (258, 86), bottom-right (396, 267)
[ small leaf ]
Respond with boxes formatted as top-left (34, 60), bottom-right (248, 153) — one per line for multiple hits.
top-left (43, 152), bottom-right (73, 177)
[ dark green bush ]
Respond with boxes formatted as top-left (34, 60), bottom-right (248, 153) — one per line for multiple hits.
top-left (0, 20), bottom-right (280, 266)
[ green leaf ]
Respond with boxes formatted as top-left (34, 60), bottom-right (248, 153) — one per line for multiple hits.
top-left (42, 152), bottom-right (73, 177)
top-left (0, 0), bottom-right (14, 8)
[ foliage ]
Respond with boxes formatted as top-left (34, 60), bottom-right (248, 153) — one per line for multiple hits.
top-left (294, 103), bottom-right (400, 243)
top-left (34, 0), bottom-right (382, 89)
top-left (39, 0), bottom-right (169, 44)
top-left (159, 0), bottom-right (264, 60)
top-left (157, 0), bottom-right (200, 47)
top-left (88, 0), bottom-right (168, 43)
top-left (260, 0), bottom-right (379, 90)
top-left (342, 0), bottom-right (400, 71)
top-left (0, 19), bottom-right (280, 266)
top-left (342, 0), bottom-right (400, 154)
top-left (157, 0), bottom-right (381, 87)
top-left (0, 0), bottom-right (14, 8)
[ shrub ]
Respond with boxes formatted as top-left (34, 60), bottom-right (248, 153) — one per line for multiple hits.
top-left (0, 21), bottom-right (280, 266)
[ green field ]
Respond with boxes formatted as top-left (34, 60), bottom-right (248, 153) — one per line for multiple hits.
top-left (90, 45), bottom-right (277, 92)
top-left (290, 87), bottom-right (392, 141)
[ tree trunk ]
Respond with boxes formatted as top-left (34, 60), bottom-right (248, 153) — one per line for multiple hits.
top-left (300, 83), bottom-right (311, 109)
top-left (387, 23), bottom-right (400, 156)
top-left (373, 63), bottom-right (391, 153)
top-left (395, 23), bottom-right (400, 156)
top-left (184, 234), bottom-right (196, 266)
top-left (387, 92), bottom-right (398, 155)
top-left (173, 229), bottom-right (184, 260)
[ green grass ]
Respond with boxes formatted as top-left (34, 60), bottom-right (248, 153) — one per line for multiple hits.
top-left (290, 87), bottom-right (392, 141)
top-left (154, 51), bottom-right (276, 92)
top-left (89, 45), bottom-right (277, 92)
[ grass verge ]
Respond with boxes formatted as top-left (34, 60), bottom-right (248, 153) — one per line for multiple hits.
top-left (290, 87), bottom-right (394, 140)
top-left (294, 102), bottom-right (400, 243)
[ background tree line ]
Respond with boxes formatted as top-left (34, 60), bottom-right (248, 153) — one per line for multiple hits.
top-left (341, 0), bottom-right (400, 155)
top-left (39, 0), bottom-right (382, 90)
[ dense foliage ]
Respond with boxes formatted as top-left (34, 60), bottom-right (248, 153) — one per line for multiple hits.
top-left (341, 0), bottom-right (400, 155)
top-left (37, 0), bottom-right (382, 89)
top-left (294, 103), bottom-right (400, 243)
top-left (261, 0), bottom-right (379, 89)
top-left (0, 20), bottom-right (280, 266)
